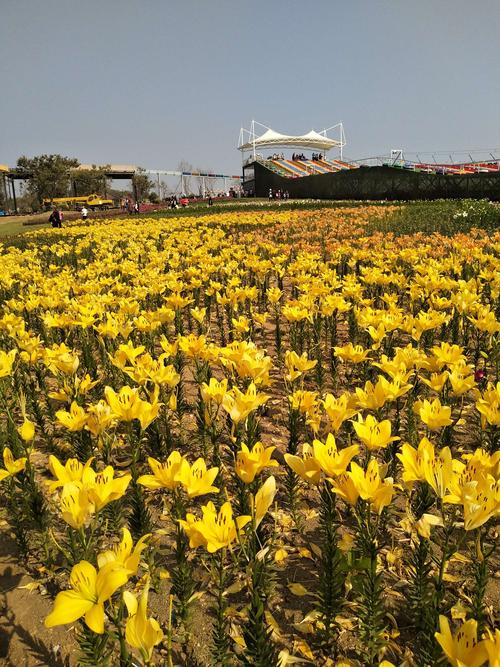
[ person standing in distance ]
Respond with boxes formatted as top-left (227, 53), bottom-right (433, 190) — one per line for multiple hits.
top-left (49, 207), bottom-right (63, 228)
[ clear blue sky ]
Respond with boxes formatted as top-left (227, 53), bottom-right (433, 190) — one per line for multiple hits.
top-left (1, 0), bottom-right (499, 173)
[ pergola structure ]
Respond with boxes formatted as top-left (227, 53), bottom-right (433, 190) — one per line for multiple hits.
top-left (142, 169), bottom-right (242, 198)
top-left (238, 120), bottom-right (346, 163)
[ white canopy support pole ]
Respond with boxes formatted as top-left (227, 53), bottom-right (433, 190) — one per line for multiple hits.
top-left (252, 119), bottom-right (256, 160)
top-left (157, 172), bottom-right (161, 201)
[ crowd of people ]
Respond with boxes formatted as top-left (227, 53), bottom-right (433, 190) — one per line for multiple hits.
top-left (48, 205), bottom-right (89, 228)
top-left (268, 188), bottom-right (290, 200)
top-left (265, 152), bottom-right (326, 162)
top-left (122, 198), bottom-right (140, 214)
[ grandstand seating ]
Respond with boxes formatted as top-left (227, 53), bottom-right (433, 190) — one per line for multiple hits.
top-left (330, 159), bottom-right (357, 170)
top-left (317, 159), bottom-right (341, 172)
top-left (264, 160), bottom-right (291, 178)
top-left (264, 157), bottom-right (358, 179)
top-left (301, 161), bottom-right (332, 174)
top-left (272, 159), bottom-right (311, 177)
top-left (261, 154), bottom-right (499, 179)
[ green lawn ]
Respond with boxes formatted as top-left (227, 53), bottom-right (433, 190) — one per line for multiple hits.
top-left (0, 212), bottom-right (52, 238)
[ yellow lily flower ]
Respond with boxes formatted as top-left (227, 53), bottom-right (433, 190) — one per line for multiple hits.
top-left (252, 311), bottom-right (269, 328)
top-left (134, 395), bottom-right (161, 431)
top-left (414, 512), bottom-right (444, 539)
top-left (45, 560), bottom-right (130, 634)
top-left (55, 401), bottom-right (88, 432)
top-left (159, 336), bottom-right (178, 358)
top-left (97, 527), bottom-right (150, 575)
top-left (235, 441), bottom-right (278, 484)
top-left (482, 628), bottom-right (500, 667)
top-left (0, 447), bottom-right (27, 482)
top-left (397, 437), bottom-right (434, 485)
top-left (190, 306), bottom-right (206, 324)
top-left (385, 372), bottom-right (413, 401)
top-left (372, 355), bottom-right (409, 378)
top-left (334, 343), bottom-right (371, 364)
top-left (178, 333), bottom-right (213, 361)
top-left (448, 364), bottom-right (476, 397)
top-left (330, 472), bottom-right (360, 507)
top-left (110, 341), bottom-right (146, 370)
top-left (104, 385), bottom-right (160, 430)
top-left (267, 287), bottom-right (282, 304)
top-left (422, 445), bottom-right (454, 499)
top-left (103, 385), bottom-right (143, 421)
top-left (475, 381), bottom-right (500, 428)
top-left (468, 305), bottom-right (500, 334)
top-left (16, 391), bottom-right (35, 442)
top-left (312, 433), bottom-right (359, 477)
top-left (348, 460), bottom-right (394, 513)
top-left (0, 349), bottom-right (17, 378)
top-left (322, 392), bottom-right (358, 432)
top-left (178, 512), bottom-right (208, 549)
top-left (289, 390), bottom-right (322, 431)
top-left (431, 342), bottom-right (466, 370)
top-left (17, 419), bottom-right (35, 442)
top-left (219, 341), bottom-right (273, 386)
top-left (284, 350), bottom-right (317, 383)
top-left (419, 371), bottom-right (449, 393)
top-left (460, 474), bottom-right (499, 531)
top-left (87, 466), bottom-right (131, 511)
top-left (123, 577), bottom-right (164, 662)
top-left (285, 443), bottom-right (322, 485)
top-left (462, 448), bottom-right (500, 478)
top-left (221, 382), bottom-right (269, 425)
top-left (352, 414), bottom-right (399, 451)
top-left (415, 397), bottom-right (453, 431)
top-left (232, 314), bottom-right (250, 334)
top-left (59, 483), bottom-right (95, 529)
top-left (180, 501), bottom-right (251, 553)
top-left (148, 354), bottom-right (181, 390)
top-left (200, 377), bottom-right (229, 405)
top-left (43, 343), bottom-right (80, 375)
top-left (165, 293), bottom-right (193, 310)
top-left (137, 452), bottom-right (185, 490)
top-left (354, 377), bottom-right (392, 410)
top-left (76, 374), bottom-right (100, 396)
top-left (47, 455), bottom-right (95, 493)
top-left (175, 457), bottom-right (219, 498)
top-left (435, 615), bottom-right (488, 667)
top-left (282, 302), bottom-right (311, 322)
top-left (86, 400), bottom-right (116, 436)
top-left (252, 475), bottom-right (277, 527)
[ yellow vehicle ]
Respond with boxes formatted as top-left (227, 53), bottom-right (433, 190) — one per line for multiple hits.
top-left (42, 193), bottom-right (114, 210)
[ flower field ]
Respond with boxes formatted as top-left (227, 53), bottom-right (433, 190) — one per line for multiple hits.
top-left (0, 205), bottom-right (499, 666)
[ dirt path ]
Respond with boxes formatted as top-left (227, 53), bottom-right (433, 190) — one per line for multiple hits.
top-left (0, 534), bottom-right (76, 667)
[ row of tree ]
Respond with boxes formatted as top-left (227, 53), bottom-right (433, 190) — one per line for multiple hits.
top-left (2, 155), bottom-right (221, 213)
top-left (6, 155), bottom-right (153, 209)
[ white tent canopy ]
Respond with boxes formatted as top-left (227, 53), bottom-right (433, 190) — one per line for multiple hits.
top-left (238, 121), bottom-right (345, 154)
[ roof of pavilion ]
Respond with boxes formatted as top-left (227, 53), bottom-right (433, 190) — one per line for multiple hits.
top-left (238, 128), bottom-right (340, 152)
